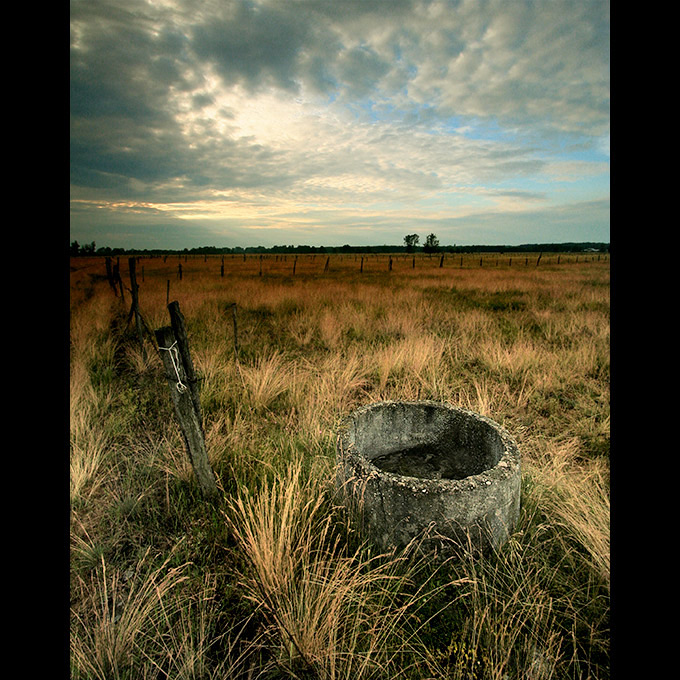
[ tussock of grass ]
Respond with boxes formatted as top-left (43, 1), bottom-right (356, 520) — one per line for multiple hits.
top-left (227, 463), bottom-right (473, 679)
top-left (70, 548), bottom-right (192, 679)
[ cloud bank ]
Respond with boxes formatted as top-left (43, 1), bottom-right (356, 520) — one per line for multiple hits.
top-left (70, 0), bottom-right (610, 248)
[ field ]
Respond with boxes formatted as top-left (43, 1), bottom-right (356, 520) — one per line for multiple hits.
top-left (70, 251), bottom-right (610, 679)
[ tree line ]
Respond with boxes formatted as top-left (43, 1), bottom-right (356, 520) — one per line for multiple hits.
top-left (70, 237), bottom-right (610, 257)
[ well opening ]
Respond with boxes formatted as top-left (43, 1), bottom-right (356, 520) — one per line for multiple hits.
top-left (336, 400), bottom-right (521, 556)
top-left (348, 400), bottom-right (505, 481)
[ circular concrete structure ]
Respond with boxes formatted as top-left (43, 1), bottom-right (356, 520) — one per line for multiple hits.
top-left (336, 401), bottom-right (521, 557)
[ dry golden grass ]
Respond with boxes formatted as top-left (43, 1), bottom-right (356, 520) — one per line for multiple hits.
top-left (70, 252), bottom-right (610, 679)
top-left (70, 549), bottom-right (192, 679)
top-left (227, 462), bottom-right (472, 679)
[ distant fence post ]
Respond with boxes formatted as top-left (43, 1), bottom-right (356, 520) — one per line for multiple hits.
top-left (126, 257), bottom-right (154, 357)
top-left (105, 257), bottom-right (118, 295)
top-left (155, 305), bottom-right (218, 499)
top-left (226, 302), bottom-right (242, 382)
top-left (230, 303), bottom-right (240, 360)
top-left (113, 258), bottom-right (125, 301)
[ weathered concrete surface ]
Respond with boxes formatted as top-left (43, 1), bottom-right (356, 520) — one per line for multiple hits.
top-left (336, 401), bottom-right (521, 557)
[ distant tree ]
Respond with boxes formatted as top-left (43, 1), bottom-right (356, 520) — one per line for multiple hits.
top-left (70, 240), bottom-right (80, 256)
top-left (81, 241), bottom-right (96, 254)
top-left (423, 233), bottom-right (440, 253)
top-left (404, 233), bottom-right (420, 252)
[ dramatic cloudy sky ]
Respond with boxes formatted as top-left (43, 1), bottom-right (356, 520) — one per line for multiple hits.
top-left (70, 0), bottom-right (610, 249)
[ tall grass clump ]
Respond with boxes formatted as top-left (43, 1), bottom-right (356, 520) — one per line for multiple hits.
top-left (70, 549), bottom-right (191, 679)
top-left (226, 462), bottom-right (472, 679)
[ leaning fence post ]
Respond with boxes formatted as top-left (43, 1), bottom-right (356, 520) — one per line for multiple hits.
top-left (155, 325), bottom-right (218, 499)
top-left (167, 301), bottom-right (203, 427)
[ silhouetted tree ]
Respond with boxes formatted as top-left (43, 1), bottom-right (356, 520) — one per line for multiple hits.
top-left (403, 233), bottom-right (420, 252)
top-left (423, 233), bottom-right (440, 253)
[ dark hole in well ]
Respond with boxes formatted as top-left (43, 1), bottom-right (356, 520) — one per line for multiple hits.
top-left (370, 442), bottom-right (488, 480)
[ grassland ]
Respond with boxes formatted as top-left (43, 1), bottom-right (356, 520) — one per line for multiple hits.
top-left (70, 251), bottom-right (610, 679)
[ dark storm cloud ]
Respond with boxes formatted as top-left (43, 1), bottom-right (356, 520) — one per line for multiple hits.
top-left (190, 0), bottom-right (312, 92)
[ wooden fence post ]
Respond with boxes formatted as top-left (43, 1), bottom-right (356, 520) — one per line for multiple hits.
top-left (168, 301), bottom-right (203, 427)
top-left (155, 319), bottom-right (218, 499)
top-left (227, 302), bottom-right (242, 381)
top-left (112, 259), bottom-right (125, 301)
top-left (126, 257), bottom-right (154, 356)
top-left (105, 257), bottom-right (118, 295)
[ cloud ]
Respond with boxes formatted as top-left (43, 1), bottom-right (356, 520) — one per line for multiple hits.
top-left (70, 0), bottom-right (609, 247)
top-left (190, 1), bottom-right (311, 92)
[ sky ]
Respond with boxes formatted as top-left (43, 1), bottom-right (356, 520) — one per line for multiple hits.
top-left (70, 0), bottom-right (610, 250)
